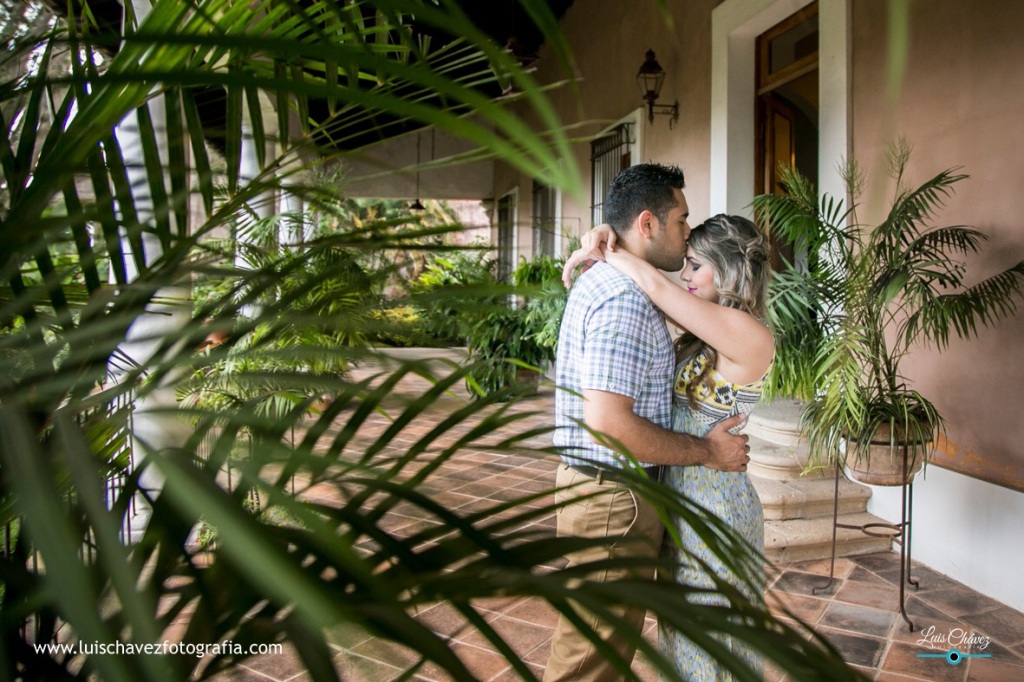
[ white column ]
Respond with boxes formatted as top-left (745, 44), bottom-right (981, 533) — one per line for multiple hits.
top-left (235, 93), bottom-right (277, 315)
top-left (110, 0), bottom-right (192, 543)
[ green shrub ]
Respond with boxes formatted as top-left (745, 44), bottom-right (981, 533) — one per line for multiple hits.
top-left (517, 255), bottom-right (569, 356)
top-left (463, 254), bottom-right (567, 398)
top-left (366, 306), bottom-right (432, 348)
top-left (464, 305), bottom-right (549, 398)
top-left (411, 248), bottom-right (500, 345)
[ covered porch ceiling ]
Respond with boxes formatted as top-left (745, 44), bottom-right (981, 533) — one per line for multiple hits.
top-left (42, 0), bottom-right (576, 201)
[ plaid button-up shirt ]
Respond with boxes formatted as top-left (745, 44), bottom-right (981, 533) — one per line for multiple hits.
top-left (554, 261), bottom-right (675, 468)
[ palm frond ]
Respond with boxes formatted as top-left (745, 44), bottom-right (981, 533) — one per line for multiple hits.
top-left (902, 262), bottom-right (1024, 350)
top-left (874, 166), bottom-right (968, 256)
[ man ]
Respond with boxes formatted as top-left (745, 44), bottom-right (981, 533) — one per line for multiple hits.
top-left (543, 163), bottom-right (750, 682)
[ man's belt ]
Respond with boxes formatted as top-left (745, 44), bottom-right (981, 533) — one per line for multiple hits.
top-left (565, 463), bottom-right (662, 485)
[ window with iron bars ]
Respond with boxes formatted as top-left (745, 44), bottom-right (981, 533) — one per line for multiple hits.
top-left (532, 181), bottom-right (557, 257)
top-left (496, 193), bottom-right (516, 283)
top-left (590, 123), bottom-right (634, 228)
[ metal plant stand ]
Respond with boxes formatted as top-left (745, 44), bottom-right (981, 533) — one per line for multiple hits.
top-left (813, 440), bottom-right (919, 631)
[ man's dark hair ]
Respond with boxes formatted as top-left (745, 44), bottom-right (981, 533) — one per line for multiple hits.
top-left (604, 163), bottom-right (686, 238)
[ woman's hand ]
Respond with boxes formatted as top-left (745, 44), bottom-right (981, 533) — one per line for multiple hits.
top-left (560, 224), bottom-right (618, 288)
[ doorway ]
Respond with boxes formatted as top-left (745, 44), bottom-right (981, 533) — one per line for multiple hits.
top-left (755, 2), bottom-right (819, 266)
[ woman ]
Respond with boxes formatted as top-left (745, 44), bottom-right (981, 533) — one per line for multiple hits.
top-left (566, 214), bottom-right (774, 681)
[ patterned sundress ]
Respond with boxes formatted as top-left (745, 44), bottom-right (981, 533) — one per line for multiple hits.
top-left (660, 348), bottom-right (768, 681)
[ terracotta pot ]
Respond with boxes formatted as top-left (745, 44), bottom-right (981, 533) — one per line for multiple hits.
top-left (514, 367), bottom-right (540, 396)
top-left (311, 393), bottom-right (334, 413)
top-left (846, 423), bottom-right (929, 486)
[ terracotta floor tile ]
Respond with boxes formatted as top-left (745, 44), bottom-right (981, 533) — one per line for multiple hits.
top-left (905, 595), bottom-right (958, 622)
top-left (428, 490), bottom-right (478, 510)
top-left (766, 589), bottom-right (830, 623)
top-left (521, 460), bottom-right (559, 474)
top-left (848, 663), bottom-right (878, 679)
top-left (917, 589), bottom-right (1007, 620)
top-left (441, 467), bottom-right (486, 482)
top-left (412, 602), bottom-right (476, 640)
top-left (630, 649), bottom-right (660, 682)
top-left (231, 645), bottom-right (309, 681)
top-left (213, 666), bottom-right (287, 681)
top-left (773, 570), bottom-right (836, 597)
top-left (456, 498), bottom-right (501, 515)
top-left (886, 563), bottom-right (964, 593)
top-left (330, 650), bottom-right (406, 682)
top-left (503, 454), bottom-right (546, 467)
top-left (325, 621), bottom-right (375, 650)
top-left (960, 606), bottom-right (1024, 647)
top-left (521, 638), bottom-right (553, 666)
top-left (815, 626), bottom-right (887, 668)
top-left (851, 552), bottom-right (903, 573)
top-left (847, 564), bottom-right (896, 586)
top-left (835, 578), bottom-right (903, 612)
top-left (889, 617), bottom-right (970, 647)
top-left (503, 597), bottom-right (561, 630)
top-left (874, 671), bottom-right (934, 681)
top-left (458, 615), bottom-right (553, 659)
top-left (969, 639), bottom-right (1024, 667)
top-left (414, 641), bottom-right (513, 682)
top-left (486, 471), bottom-right (534, 484)
top-left (966, 655), bottom-right (1024, 681)
top-left (773, 615), bottom-right (817, 641)
top-left (881, 641), bottom-right (968, 682)
top-left (486, 660), bottom-right (546, 681)
top-left (488, 486), bottom-right (538, 502)
top-left (512, 478), bottom-right (557, 493)
top-left (470, 594), bottom-right (528, 616)
top-left (820, 601), bottom-right (898, 639)
top-left (785, 556), bottom-right (858, 580)
top-left (349, 638), bottom-right (425, 672)
top-left (448, 481), bottom-right (505, 499)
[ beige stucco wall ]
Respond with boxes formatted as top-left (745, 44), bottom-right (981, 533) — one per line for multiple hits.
top-left (339, 125), bottom-right (495, 201)
top-left (851, 0), bottom-right (1024, 490)
top-left (495, 0), bottom-right (720, 263)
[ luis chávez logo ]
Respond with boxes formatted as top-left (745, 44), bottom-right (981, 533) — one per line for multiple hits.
top-left (914, 625), bottom-right (992, 666)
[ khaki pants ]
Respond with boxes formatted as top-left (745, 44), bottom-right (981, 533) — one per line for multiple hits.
top-left (542, 465), bottom-right (665, 682)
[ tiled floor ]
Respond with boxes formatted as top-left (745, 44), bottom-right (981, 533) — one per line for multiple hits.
top-left (764, 555), bottom-right (1024, 681)
top-left (210, 351), bottom-right (1024, 681)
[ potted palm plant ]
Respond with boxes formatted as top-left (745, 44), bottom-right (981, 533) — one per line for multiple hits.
top-left (754, 139), bottom-right (1024, 485)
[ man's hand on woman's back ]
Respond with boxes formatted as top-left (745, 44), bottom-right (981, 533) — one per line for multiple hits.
top-left (701, 414), bottom-right (751, 472)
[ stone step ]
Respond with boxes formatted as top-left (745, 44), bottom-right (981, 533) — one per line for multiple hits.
top-left (751, 474), bottom-right (872, 521)
top-left (745, 398), bottom-right (806, 447)
top-left (744, 399), bottom-right (889, 565)
top-left (747, 435), bottom-right (818, 480)
top-left (764, 512), bottom-right (894, 564)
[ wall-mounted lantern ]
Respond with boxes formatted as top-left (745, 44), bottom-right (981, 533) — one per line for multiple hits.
top-left (636, 49), bottom-right (679, 128)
